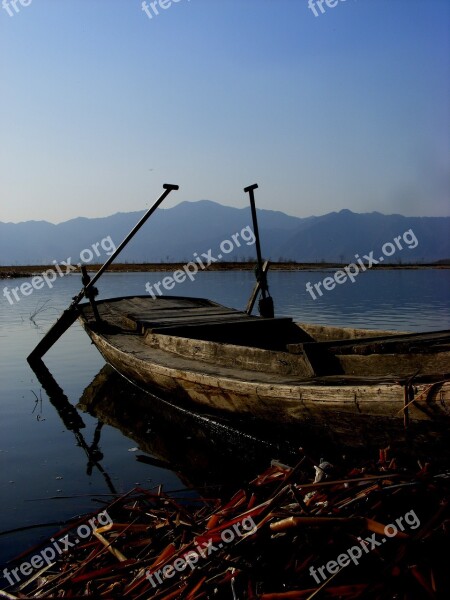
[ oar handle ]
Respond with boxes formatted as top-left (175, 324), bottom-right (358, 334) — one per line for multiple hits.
top-left (72, 184), bottom-right (179, 305)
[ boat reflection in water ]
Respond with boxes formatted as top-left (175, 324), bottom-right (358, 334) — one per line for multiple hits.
top-left (76, 365), bottom-right (307, 492)
top-left (30, 358), bottom-right (307, 494)
top-left (30, 352), bottom-right (450, 503)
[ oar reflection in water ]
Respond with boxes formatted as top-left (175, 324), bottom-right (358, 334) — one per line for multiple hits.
top-left (28, 358), bottom-right (118, 495)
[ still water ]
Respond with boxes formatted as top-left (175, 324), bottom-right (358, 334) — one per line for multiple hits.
top-left (1, 269), bottom-right (449, 567)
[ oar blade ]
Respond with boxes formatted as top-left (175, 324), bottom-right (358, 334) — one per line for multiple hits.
top-left (27, 306), bottom-right (79, 364)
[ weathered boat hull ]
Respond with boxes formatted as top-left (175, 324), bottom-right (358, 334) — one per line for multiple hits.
top-left (78, 296), bottom-right (450, 452)
top-left (83, 335), bottom-right (450, 452)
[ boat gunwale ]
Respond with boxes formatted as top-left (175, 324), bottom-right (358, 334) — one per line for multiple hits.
top-left (77, 294), bottom-right (450, 343)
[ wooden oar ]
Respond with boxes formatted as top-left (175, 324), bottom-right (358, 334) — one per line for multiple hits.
top-left (244, 184), bottom-right (274, 318)
top-left (27, 184), bottom-right (179, 363)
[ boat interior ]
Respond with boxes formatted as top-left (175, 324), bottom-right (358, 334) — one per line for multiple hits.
top-left (78, 296), bottom-right (450, 380)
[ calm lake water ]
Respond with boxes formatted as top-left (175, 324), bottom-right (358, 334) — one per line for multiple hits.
top-left (1, 269), bottom-right (449, 568)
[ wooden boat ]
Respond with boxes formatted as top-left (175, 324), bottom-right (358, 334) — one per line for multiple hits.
top-left (77, 294), bottom-right (450, 452)
top-left (28, 184), bottom-right (448, 453)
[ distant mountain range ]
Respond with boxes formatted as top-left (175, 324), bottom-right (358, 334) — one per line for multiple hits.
top-left (1, 201), bottom-right (449, 265)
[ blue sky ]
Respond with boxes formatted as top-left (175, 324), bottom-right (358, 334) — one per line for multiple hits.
top-left (1, 0), bottom-right (449, 223)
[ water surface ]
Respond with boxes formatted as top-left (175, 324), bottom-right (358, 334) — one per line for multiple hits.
top-left (1, 269), bottom-right (449, 567)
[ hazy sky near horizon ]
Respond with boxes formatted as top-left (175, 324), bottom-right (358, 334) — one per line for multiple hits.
top-left (1, 0), bottom-right (449, 224)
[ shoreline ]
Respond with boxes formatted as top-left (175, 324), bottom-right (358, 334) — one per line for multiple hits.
top-left (1, 261), bottom-right (449, 279)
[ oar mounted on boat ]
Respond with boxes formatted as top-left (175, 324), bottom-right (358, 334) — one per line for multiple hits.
top-left (27, 184), bottom-right (179, 364)
top-left (244, 183), bottom-right (274, 318)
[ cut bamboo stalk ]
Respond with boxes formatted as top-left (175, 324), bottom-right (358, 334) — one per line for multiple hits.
top-left (93, 529), bottom-right (127, 562)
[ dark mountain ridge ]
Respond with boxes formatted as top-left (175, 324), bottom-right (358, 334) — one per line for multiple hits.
top-left (1, 201), bottom-right (448, 265)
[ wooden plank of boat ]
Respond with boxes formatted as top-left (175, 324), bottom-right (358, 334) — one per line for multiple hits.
top-left (148, 318), bottom-right (296, 348)
top-left (89, 296), bottom-right (227, 323)
top-left (144, 331), bottom-right (316, 377)
top-left (88, 296), bottom-right (266, 325)
top-left (124, 304), bottom-right (289, 332)
top-left (337, 352), bottom-right (450, 377)
top-left (288, 329), bottom-right (450, 355)
top-left (84, 296), bottom-right (242, 332)
top-left (292, 343), bottom-right (450, 377)
top-left (82, 295), bottom-right (309, 350)
top-left (126, 307), bottom-right (243, 320)
top-left (122, 302), bottom-right (242, 316)
top-left (133, 312), bottom-right (263, 330)
top-left (288, 329), bottom-right (450, 376)
top-left (94, 295), bottom-right (221, 311)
